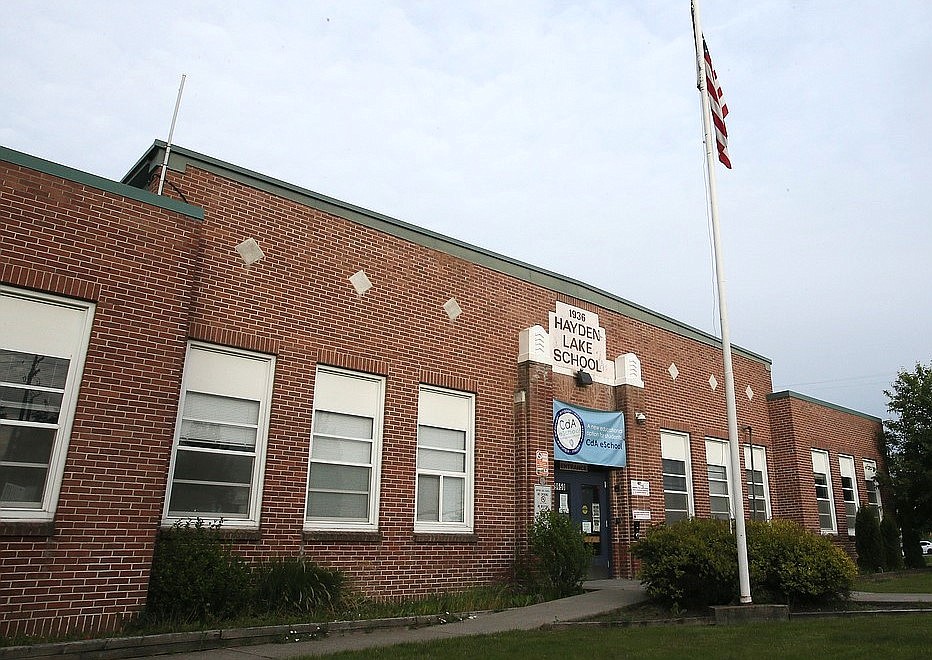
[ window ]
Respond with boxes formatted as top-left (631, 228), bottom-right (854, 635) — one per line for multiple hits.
top-left (863, 459), bottom-right (882, 520)
top-left (704, 439), bottom-right (731, 521)
top-left (165, 343), bottom-right (275, 527)
top-left (415, 386), bottom-right (475, 533)
top-left (306, 367), bottom-right (384, 531)
top-left (662, 431), bottom-right (693, 522)
top-left (1, 288), bottom-right (94, 521)
top-left (838, 455), bottom-right (859, 535)
top-left (811, 449), bottom-right (836, 533)
top-left (744, 444), bottom-right (771, 521)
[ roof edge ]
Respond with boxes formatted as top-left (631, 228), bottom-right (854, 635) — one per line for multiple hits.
top-left (124, 141), bottom-right (772, 365)
top-left (767, 390), bottom-right (881, 422)
top-left (1, 144), bottom-right (203, 220)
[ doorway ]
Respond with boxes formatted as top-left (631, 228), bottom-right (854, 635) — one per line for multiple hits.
top-left (554, 464), bottom-right (611, 579)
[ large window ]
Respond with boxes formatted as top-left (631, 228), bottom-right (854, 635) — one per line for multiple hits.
top-left (838, 455), bottom-right (859, 536)
top-left (415, 386), bottom-right (475, 533)
top-left (704, 439), bottom-right (731, 521)
top-left (811, 449), bottom-right (836, 534)
top-left (164, 343), bottom-right (275, 527)
top-left (1, 288), bottom-right (94, 521)
top-left (662, 431), bottom-right (693, 523)
top-left (744, 444), bottom-right (771, 521)
top-left (306, 367), bottom-right (384, 531)
top-left (863, 459), bottom-right (882, 520)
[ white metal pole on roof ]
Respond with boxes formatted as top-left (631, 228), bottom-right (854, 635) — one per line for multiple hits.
top-left (691, 0), bottom-right (752, 604)
top-left (157, 74), bottom-right (186, 196)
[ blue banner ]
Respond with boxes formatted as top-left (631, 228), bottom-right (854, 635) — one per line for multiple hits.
top-left (552, 400), bottom-right (626, 468)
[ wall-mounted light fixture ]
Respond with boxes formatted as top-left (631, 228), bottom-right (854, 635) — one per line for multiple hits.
top-left (575, 370), bottom-right (593, 387)
top-left (635, 412), bottom-right (647, 424)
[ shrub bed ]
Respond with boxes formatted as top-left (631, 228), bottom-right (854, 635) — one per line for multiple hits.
top-left (632, 518), bottom-right (856, 608)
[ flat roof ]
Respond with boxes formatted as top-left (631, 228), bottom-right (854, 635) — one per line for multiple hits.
top-left (0, 145), bottom-right (203, 220)
top-left (767, 390), bottom-right (882, 422)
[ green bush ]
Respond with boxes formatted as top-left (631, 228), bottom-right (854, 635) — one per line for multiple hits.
top-left (880, 514), bottom-right (904, 571)
top-left (746, 520), bottom-right (856, 605)
top-left (254, 556), bottom-right (344, 614)
top-left (525, 510), bottom-right (591, 599)
top-left (631, 518), bottom-right (738, 607)
top-left (146, 519), bottom-right (253, 623)
top-left (855, 507), bottom-right (883, 572)
top-left (632, 518), bottom-right (856, 608)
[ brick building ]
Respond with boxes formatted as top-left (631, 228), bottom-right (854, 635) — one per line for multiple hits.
top-left (0, 142), bottom-right (884, 637)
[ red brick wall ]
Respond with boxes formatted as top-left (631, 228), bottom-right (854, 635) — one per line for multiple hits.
top-left (1, 148), bottom-right (881, 637)
top-left (150, 162), bottom-right (780, 588)
top-left (0, 160), bottom-right (197, 636)
top-left (767, 392), bottom-right (884, 555)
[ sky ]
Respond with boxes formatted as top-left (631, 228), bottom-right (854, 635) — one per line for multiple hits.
top-left (2, 1), bottom-right (931, 420)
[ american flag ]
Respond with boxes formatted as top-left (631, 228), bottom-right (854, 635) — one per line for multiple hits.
top-left (703, 39), bottom-right (732, 169)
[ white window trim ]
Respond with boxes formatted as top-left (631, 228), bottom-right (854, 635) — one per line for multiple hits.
top-left (0, 287), bottom-right (95, 522)
top-left (162, 342), bottom-right (275, 529)
top-left (305, 366), bottom-right (385, 532)
top-left (812, 449), bottom-right (837, 534)
top-left (863, 458), bottom-right (883, 520)
top-left (838, 454), bottom-right (859, 536)
top-left (661, 430), bottom-right (694, 521)
top-left (414, 385), bottom-right (475, 534)
top-left (743, 444), bottom-right (772, 521)
top-left (704, 438), bottom-right (732, 521)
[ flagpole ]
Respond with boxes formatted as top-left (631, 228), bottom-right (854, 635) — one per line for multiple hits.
top-left (691, 0), bottom-right (752, 604)
top-left (157, 73), bottom-right (187, 196)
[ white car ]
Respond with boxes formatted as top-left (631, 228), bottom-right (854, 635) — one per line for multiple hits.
top-left (921, 540), bottom-right (932, 555)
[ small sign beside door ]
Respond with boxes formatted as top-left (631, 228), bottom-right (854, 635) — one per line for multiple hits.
top-left (631, 480), bottom-right (650, 497)
top-left (534, 485), bottom-right (552, 517)
top-left (536, 450), bottom-right (549, 476)
top-left (633, 509), bottom-right (652, 521)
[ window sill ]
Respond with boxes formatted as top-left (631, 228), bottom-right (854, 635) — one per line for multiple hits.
top-left (413, 532), bottom-right (478, 544)
top-left (159, 524), bottom-right (262, 541)
top-left (303, 530), bottom-right (383, 543)
top-left (0, 520), bottom-right (56, 537)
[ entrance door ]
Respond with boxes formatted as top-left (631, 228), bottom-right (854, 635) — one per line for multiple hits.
top-left (554, 465), bottom-right (610, 579)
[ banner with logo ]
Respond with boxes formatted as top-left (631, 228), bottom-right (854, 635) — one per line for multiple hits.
top-left (552, 400), bottom-right (626, 468)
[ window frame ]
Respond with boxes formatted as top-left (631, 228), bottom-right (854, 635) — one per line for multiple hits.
top-left (305, 366), bottom-right (385, 532)
top-left (704, 438), bottom-right (732, 521)
top-left (162, 342), bottom-right (276, 529)
top-left (661, 430), bottom-right (693, 523)
top-left (811, 449), bottom-right (837, 534)
top-left (414, 385), bottom-right (475, 534)
top-left (743, 443), bottom-right (771, 521)
top-left (863, 458), bottom-right (883, 521)
top-left (0, 287), bottom-right (95, 522)
top-left (838, 454), bottom-right (859, 536)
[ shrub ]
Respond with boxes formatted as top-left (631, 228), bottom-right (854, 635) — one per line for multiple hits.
top-left (631, 518), bottom-right (738, 608)
top-left (525, 510), bottom-right (591, 599)
top-left (855, 507), bottom-right (883, 572)
top-left (880, 514), bottom-right (904, 571)
top-left (633, 518), bottom-right (856, 608)
top-left (746, 519), bottom-right (856, 605)
top-left (254, 556), bottom-right (345, 614)
top-left (146, 519), bottom-right (252, 623)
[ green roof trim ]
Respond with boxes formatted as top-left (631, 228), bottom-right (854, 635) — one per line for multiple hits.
top-left (767, 390), bottom-right (881, 422)
top-left (124, 141), bottom-right (771, 365)
top-left (1, 144), bottom-right (203, 221)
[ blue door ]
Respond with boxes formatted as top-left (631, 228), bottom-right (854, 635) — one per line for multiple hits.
top-left (554, 464), bottom-right (610, 578)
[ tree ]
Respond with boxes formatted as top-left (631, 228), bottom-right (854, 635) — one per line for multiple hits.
top-left (854, 506), bottom-right (882, 572)
top-left (882, 362), bottom-right (932, 567)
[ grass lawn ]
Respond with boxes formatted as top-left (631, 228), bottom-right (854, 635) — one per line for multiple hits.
top-left (854, 567), bottom-right (932, 593)
top-left (308, 614), bottom-right (932, 659)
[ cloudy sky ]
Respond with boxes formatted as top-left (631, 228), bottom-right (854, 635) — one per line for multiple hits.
top-left (3, 1), bottom-right (930, 419)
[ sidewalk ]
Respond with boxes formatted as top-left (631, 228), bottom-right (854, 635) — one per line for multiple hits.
top-left (131, 579), bottom-right (646, 660)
